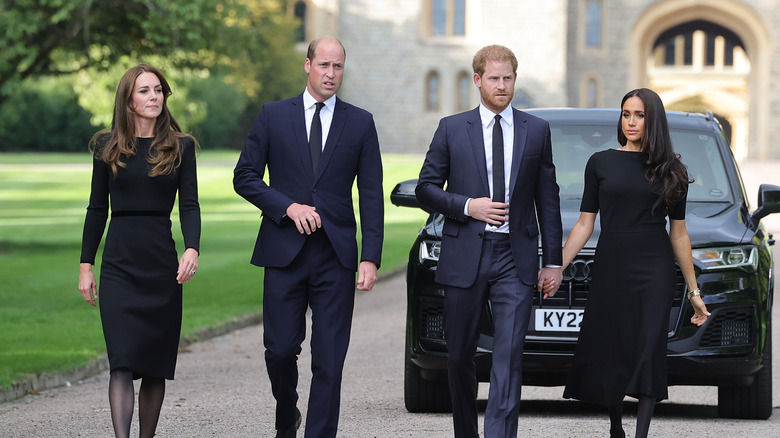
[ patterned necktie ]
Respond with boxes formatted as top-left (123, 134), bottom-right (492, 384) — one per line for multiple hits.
top-left (310, 102), bottom-right (325, 171)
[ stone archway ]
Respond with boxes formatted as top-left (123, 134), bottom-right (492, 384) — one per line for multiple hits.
top-left (628, 0), bottom-right (770, 160)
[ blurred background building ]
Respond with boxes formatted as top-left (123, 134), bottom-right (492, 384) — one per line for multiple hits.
top-left (287, 0), bottom-right (778, 160)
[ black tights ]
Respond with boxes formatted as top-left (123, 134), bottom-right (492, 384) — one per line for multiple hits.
top-left (608, 396), bottom-right (655, 438)
top-left (108, 368), bottom-right (166, 438)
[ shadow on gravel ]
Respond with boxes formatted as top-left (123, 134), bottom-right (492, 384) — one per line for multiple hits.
top-left (476, 399), bottom-right (719, 419)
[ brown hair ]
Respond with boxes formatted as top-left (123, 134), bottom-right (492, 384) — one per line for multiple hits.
top-left (617, 88), bottom-right (692, 214)
top-left (472, 45), bottom-right (518, 76)
top-left (90, 64), bottom-right (195, 178)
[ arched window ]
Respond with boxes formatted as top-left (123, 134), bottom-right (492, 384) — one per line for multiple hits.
top-left (429, 0), bottom-right (466, 37)
top-left (585, 0), bottom-right (602, 48)
top-left (653, 20), bottom-right (745, 69)
top-left (294, 1), bottom-right (307, 43)
top-left (456, 71), bottom-right (471, 111)
top-left (426, 71), bottom-right (440, 111)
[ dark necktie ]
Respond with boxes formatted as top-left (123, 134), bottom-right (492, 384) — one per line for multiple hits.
top-left (492, 114), bottom-right (505, 204)
top-left (310, 102), bottom-right (325, 171)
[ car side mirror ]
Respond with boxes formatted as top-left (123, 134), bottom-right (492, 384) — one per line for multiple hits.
top-left (390, 179), bottom-right (435, 214)
top-left (750, 184), bottom-right (780, 226)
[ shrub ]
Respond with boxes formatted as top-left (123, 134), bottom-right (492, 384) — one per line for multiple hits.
top-left (0, 76), bottom-right (96, 152)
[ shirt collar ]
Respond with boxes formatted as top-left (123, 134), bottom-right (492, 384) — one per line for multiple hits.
top-left (479, 104), bottom-right (514, 128)
top-left (303, 89), bottom-right (336, 112)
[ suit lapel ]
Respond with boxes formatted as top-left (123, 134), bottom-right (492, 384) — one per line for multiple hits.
top-left (467, 108), bottom-right (490, 196)
top-left (509, 108), bottom-right (528, 193)
top-left (315, 97), bottom-right (346, 182)
top-left (291, 94), bottom-right (315, 178)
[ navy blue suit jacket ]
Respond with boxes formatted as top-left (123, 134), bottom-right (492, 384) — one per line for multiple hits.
top-left (416, 107), bottom-right (562, 288)
top-left (234, 94), bottom-right (384, 271)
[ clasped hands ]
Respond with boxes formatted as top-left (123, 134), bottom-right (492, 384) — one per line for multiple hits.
top-left (538, 267), bottom-right (563, 299)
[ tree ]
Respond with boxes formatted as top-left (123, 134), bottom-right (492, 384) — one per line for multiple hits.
top-left (0, 0), bottom-right (302, 111)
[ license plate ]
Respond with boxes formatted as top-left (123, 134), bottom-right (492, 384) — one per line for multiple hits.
top-left (534, 309), bottom-right (584, 332)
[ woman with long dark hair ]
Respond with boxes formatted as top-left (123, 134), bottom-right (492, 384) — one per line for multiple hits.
top-left (78, 64), bottom-right (201, 438)
top-left (546, 88), bottom-right (710, 437)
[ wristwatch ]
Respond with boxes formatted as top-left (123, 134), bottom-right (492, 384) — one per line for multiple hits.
top-left (687, 289), bottom-right (701, 300)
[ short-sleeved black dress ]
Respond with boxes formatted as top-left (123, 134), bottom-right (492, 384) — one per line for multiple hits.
top-left (80, 136), bottom-right (200, 380)
top-left (562, 149), bottom-right (686, 406)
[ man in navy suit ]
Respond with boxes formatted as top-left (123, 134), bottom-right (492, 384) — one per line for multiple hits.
top-left (234, 36), bottom-right (383, 438)
top-left (416, 45), bottom-right (563, 438)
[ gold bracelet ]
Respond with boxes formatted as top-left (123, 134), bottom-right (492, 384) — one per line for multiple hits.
top-left (687, 289), bottom-right (701, 300)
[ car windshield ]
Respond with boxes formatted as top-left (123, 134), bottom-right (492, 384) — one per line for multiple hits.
top-left (551, 124), bottom-right (732, 211)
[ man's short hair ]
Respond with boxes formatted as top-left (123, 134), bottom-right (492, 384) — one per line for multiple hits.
top-left (306, 36), bottom-right (347, 61)
top-left (472, 45), bottom-right (518, 76)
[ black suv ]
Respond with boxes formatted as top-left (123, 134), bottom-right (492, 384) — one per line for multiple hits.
top-left (391, 108), bottom-right (780, 419)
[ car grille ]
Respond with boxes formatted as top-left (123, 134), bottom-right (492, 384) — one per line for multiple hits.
top-left (534, 255), bottom-right (685, 309)
top-left (417, 256), bottom-right (687, 343)
top-left (700, 307), bottom-right (754, 347)
top-left (419, 299), bottom-right (445, 340)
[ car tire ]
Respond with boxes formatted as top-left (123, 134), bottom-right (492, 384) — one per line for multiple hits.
top-left (717, 319), bottom-right (772, 419)
top-left (404, 327), bottom-right (453, 413)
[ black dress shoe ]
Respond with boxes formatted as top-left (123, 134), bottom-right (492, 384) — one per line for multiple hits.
top-left (609, 429), bottom-right (625, 438)
top-left (275, 408), bottom-right (302, 438)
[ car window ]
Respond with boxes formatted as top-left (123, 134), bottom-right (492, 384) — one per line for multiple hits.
top-left (550, 125), bottom-right (615, 210)
top-left (550, 124), bottom-right (732, 207)
top-left (671, 130), bottom-right (731, 202)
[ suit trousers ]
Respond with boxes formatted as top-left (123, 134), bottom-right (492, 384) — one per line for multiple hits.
top-left (262, 230), bottom-right (356, 438)
top-left (444, 232), bottom-right (534, 438)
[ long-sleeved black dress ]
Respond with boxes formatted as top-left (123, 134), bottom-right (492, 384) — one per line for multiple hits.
top-left (563, 149), bottom-right (686, 405)
top-left (80, 136), bottom-right (200, 379)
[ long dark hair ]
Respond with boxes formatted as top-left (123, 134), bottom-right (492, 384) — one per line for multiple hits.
top-left (617, 88), bottom-right (692, 214)
top-left (90, 64), bottom-right (195, 178)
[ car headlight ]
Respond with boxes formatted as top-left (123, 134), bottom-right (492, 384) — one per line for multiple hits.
top-left (691, 246), bottom-right (758, 272)
top-left (419, 240), bottom-right (441, 262)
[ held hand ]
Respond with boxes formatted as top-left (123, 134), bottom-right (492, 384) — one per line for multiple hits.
top-left (286, 203), bottom-right (322, 235)
top-left (537, 266), bottom-right (563, 299)
top-left (78, 263), bottom-right (98, 306)
top-left (176, 248), bottom-right (199, 284)
top-left (356, 261), bottom-right (378, 291)
top-left (539, 277), bottom-right (556, 296)
top-left (689, 295), bottom-right (711, 326)
top-left (468, 197), bottom-right (509, 225)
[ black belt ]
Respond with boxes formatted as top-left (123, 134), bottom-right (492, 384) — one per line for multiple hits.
top-left (112, 210), bottom-right (169, 218)
top-left (482, 231), bottom-right (509, 240)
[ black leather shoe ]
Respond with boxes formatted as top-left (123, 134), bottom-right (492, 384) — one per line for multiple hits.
top-left (609, 429), bottom-right (625, 438)
top-left (275, 408), bottom-right (302, 438)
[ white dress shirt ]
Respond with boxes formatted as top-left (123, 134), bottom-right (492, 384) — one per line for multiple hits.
top-left (465, 104), bottom-right (514, 233)
top-left (303, 89), bottom-right (336, 151)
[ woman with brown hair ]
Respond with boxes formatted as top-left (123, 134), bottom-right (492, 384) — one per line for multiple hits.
top-left (545, 88), bottom-right (710, 437)
top-left (78, 64), bottom-right (200, 438)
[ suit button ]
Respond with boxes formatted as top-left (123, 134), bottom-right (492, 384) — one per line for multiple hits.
top-left (478, 232), bottom-right (483, 238)
top-left (312, 188), bottom-right (317, 193)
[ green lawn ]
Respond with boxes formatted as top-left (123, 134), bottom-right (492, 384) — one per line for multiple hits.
top-left (0, 150), bottom-right (427, 389)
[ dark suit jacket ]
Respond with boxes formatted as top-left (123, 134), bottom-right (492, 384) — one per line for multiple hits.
top-left (416, 107), bottom-right (562, 288)
top-left (234, 94), bottom-right (384, 271)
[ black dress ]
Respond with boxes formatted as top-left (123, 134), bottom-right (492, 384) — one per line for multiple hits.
top-left (562, 149), bottom-right (686, 406)
top-left (80, 136), bottom-right (200, 380)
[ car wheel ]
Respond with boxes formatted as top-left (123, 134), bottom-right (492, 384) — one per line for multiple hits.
top-left (717, 319), bottom-right (772, 419)
top-left (404, 327), bottom-right (453, 413)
